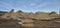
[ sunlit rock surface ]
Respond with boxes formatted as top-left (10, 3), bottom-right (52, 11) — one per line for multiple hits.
top-left (0, 9), bottom-right (60, 28)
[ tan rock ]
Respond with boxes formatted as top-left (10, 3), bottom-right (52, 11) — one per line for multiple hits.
top-left (22, 24), bottom-right (34, 27)
top-left (21, 19), bottom-right (34, 27)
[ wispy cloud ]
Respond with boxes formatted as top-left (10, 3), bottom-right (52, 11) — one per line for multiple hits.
top-left (0, 1), bottom-right (14, 9)
top-left (0, 0), bottom-right (60, 13)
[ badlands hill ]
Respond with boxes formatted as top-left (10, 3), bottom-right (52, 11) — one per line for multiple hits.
top-left (1, 9), bottom-right (59, 20)
top-left (0, 9), bottom-right (60, 28)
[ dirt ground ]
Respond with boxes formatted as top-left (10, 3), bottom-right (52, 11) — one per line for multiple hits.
top-left (0, 18), bottom-right (60, 28)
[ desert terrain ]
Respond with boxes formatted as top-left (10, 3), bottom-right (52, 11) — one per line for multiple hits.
top-left (0, 9), bottom-right (60, 28)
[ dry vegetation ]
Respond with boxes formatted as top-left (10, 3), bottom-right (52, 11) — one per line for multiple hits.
top-left (0, 9), bottom-right (60, 28)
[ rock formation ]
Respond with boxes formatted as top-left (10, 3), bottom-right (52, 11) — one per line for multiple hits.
top-left (0, 9), bottom-right (59, 27)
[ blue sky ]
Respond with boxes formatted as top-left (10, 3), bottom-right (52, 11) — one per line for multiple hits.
top-left (0, 0), bottom-right (60, 13)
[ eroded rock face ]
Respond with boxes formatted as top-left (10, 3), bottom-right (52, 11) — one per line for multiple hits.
top-left (34, 13), bottom-right (51, 20)
top-left (1, 10), bottom-right (59, 20)
top-left (0, 19), bottom-right (22, 28)
top-left (0, 9), bottom-right (60, 28)
top-left (21, 19), bottom-right (34, 27)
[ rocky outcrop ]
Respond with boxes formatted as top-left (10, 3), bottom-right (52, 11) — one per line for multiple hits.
top-left (49, 11), bottom-right (58, 19)
top-left (0, 9), bottom-right (59, 27)
top-left (0, 11), bottom-right (7, 16)
top-left (21, 19), bottom-right (34, 27)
